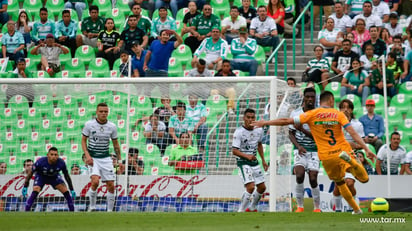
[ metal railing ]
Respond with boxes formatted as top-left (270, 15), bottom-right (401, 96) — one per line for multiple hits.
top-left (265, 39), bottom-right (287, 80)
top-left (292, 1), bottom-right (314, 69)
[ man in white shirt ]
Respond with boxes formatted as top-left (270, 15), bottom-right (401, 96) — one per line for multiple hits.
top-left (329, 2), bottom-right (353, 33)
top-left (221, 6), bottom-right (247, 44)
top-left (249, 5), bottom-right (279, 51)
top-left (372, 0), bottom-right (390, 23)
top-left (353, 1), bottom-right (383, 31)
top-left (376, 131), bottom-right (407, 175)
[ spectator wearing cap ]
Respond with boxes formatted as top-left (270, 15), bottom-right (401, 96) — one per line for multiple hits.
top-left (55, 9), bottom-right (78, 58)
top-left (96, 18), bottom-right (121, 70)
top-left (118, 14), bottom-right (148, 55)
top-left (369, 60), bottom-right (396, 97)
top-left (150, 7), bottom-right (177, 43)
top-left (5, 58), bottom-right (35, 108)
top-left (76, 5), bottom-right (105, 48)
top-left (122, 148), bottom-right (144, 175)
top-left (385, 12), bottom-right (403, 37)
top-left (359, 99), bottom-right (384, 153)
top-left (221, 6), bottom-right (247, 44)
top-left (191, 26), bottom-right (228, 71)
top-left (249, 5), bottom-right (279, 52)
top-left (184, 3), bottom-right (221, 54)
top-left (1, 20), bottom-right (25, 62)
top-left (143, 29), bottom-right (182, 77)
top-left (31, 8), bottom-right (56, 44)
top-left (131, 41), bottom-right (147, 77)
top-left (30, 34), bottom-right (69, 76)
top-left (230, 26), bottom-right (258, 76)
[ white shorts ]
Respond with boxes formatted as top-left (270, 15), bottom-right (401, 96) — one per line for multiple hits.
top-left (80, 34), bottom-right (98, 47)
top-left (238, 164), bottom-right (265, 185)
top-left (293, 150), bottom-right (320, 172)
top-left (90, 157), bottom-right (115, 182)
top-left (344, 172), bottom-right (356, 180)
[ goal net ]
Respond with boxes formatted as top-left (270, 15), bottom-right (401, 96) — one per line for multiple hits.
top-left (0, 77), bottom-right (303, 212)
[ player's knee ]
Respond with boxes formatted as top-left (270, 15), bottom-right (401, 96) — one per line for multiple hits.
top-left (332, 186), bottom-right (340, 196)
top-left (358, 176), bottom-right (369, 183)
top-left (257, 184), bottom-right (266, 194)
top-left (296, 175), bottom-right (305, 184)
top-left (309, 179), bottom-right (318, 188)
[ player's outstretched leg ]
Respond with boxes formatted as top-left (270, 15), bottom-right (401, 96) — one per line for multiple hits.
top-left (339, 152), bottom-right (368, 183)
top-left (25, 191), bottom-right (39, 211)
top-left (335, 181), bottom-right (361, 214)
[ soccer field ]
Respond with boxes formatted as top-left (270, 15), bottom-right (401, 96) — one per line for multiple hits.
top-left (1, 212), bottom-right (410, 231)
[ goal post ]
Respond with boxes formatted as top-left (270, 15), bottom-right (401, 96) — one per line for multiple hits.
top-left (0, 77), bottom-right (303, 212)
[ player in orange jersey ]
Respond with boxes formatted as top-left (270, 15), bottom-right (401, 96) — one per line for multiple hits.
top-left (252, 91), bottom-right (376, 214)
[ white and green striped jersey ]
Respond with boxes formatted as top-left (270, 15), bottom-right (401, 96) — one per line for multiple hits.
top-left (82, 119), bottom-right (118, 158)
top-left (186, 103), bottom-right (207, 123)
top-left (232, 126), bottom-right (263, 166)
top-left (231, 37), bottom-right (257, 61)
top-left (346, 0), bottom-right (367, 15)
top-left (194, 37), bottom-right (228, 61)
top-left (150, 16), bottom-right (177, 38)
top-left (288, 108), bottom-right (317, 152)
top-left (306, 58), bottom-right (330, 70)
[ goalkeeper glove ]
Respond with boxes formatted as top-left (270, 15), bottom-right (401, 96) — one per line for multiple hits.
top-left (22, 187), bottom-right (27, 198)
top-left (71, 190), bottom-right (76, 200)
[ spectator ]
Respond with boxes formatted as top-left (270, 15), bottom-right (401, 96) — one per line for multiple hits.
top-left (184, 3), bottom-right (221, 54)
top-left (119, 50), bottom-right (132, 77)
top-left (22, 159), bottom-right (33, 175)
top-left (340, 58), bottom-right (370, 106)
top-left (155, 0), bottom-right (178, 18)
top-left (303, 45), bottom-right (330, 89)
top-left (231, 26), bottom-right (258, 76)
top-left (192, 26), bottom-right (228, 70)
top-left (346, 32), bottom-right (362, 55)
top-left (339, 99), bottom-right (365, 150)
top-left (317, 17), bottom-right (342, 58)
top-left (144, 114), bottom-right (168, 154)
top-left (387, 35), bottom-right (408, 65)
top-left (221, 6), bottom-right (247, 44)
top-left (360, 43), bottom-right (378, 73)
top-left (379, 27), bottom-right (392, 45)
top-left (385, 0), bottom-right (399, 12)
top-left (168, 102), bottom-right (195, 145)
top-left (375, 131), bottom-right (407, 175)
top-left (124, 3), bottom-right (152, 35)
top-left (188, 58), bottom-right (212, 77)
top-left (55, 10), bottom-right (78, 58)
top-left (150, 7), bottom-right (177, 42)
top-left (329, 2), bottom-right (352, 34)
top-left (1, 20), bottom-right (25, 62)
top-left (122, 148), bottom-right (144, 175)
top-left (168, 132), bottom-right (200, 175)
top-left (372, 0), bottom-right (390, 23)
top-left (131, 41), bottom-right (147, 77)
top-left (80, 153), bottom-right (90, 175)
top-left (181, 1), bottom-right (201, 36)
top-left (268, 0), bottom-right (294, 36)
top-left (143, 29), bottom-right (183, 77)
top-left (356, 150), bottom-right (374, 175)
top-left (212, 59), bottom-right (237, 114)
top-left (386, 52), bottom-right (402, 82)
top-left (76, 5), bottom-right (105, 48)
top-left (6, 58), bottom-right (34, 108)
top-left (96, 18), bottom-right (121, 70)
top-left (16, 11), bottom-right (32, 54)
top-left (282, 0), bottom-right (297, 26)
top-left (345, 0), bottom-right (366, 18)
top-left (64, 0), bottom-right (87, 21)
top-left (0, 162), bottom-right (7, 174)
top-left (385, 12), bottom-right (402, 37)
top-left (331, 39), bottom-right (360, 80)
top-left (352, 18), bottom-right (370, 47)
top-left (361, 26), bottom-right (386, 57)
top-left (401, 150), bottom-right (412, 175)
top-left (353, 1), bottom-right (383, 31)
top-left (118, 15), bottom-right (149, 55)
top-left (370, 60), bottom-right (396, 97)
top-left (250, 5), bottom-right (279, 52)
top-left (239, 0), bottom-right (257, 29)
top-left (359, 99), bottom-right (384, 152)
top-left (31, 8), bottom-right (56, 45)
top-left (0, 0), bottom-right (8, 26)
top-left (151, 96), bottom-right (175, 129)
top-left (70, 163), bottom-right (81, 175)
top-left (30, 34), bottom-right (69, 76)
top-left (186, 94), bottom-right (208, 152)
top-left (313, 0), bottom-right (333, 20)
top-left (128, 0), bottom-right (155, 17)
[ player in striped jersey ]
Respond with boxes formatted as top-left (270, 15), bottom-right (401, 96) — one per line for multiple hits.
top-left (82, 102), bottom-right (123, 212)
top-left (252, 91), bottom-right (376, 215)
top-left (232, 108), bottom-right (268, 212)
top-left (289, 88), bottom-right (321, 212)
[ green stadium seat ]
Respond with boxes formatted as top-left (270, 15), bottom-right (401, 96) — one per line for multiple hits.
top-left (398, 81), bottom-right (412, 95)
top-left (56, 70), bottom-right (73, 78)
top-left (110, 8), bottom-right (127, 29)
top-left (389, 93), bottom-right (411, 116)
top-left (64, 58), bottom-right (86, 77)
top-left (324, 82), bottom-right (341, 103)
top-left (33, 71), bottom-right (51, 78)
top-left (113, 58), bottom-right (122, 71)
top-left (8, 95), bottom-right (30, 115)
top-left (171, 44), bottom-right (192, 65)
top-left (27, 48), bottom-right (41, 66)
top-left (58, 8), bottom-right (79, 22)
top-left (59, 46), bottom-right (72, 66)
top-left (210, 0), bottom-right (230, 19)
top-left (254, 45), bottom-right (266, 65)
top-left (205, 94), bottom-right (227, 127)
top-left (7, 0), bottom-right (20, 21)
top-left (88, 58), bottom-right (110, 77)
top-left (22, 0), bottom-right (43, 20)
top-left (232, 0), bottom-right (243, 7)
top-left (45, 0), bottom-right (65, 18)
top-left (256, 0), bottom-right (269, 6)
top-left (91, 0), bottom-right (112, 17)
top-left (115, 0), bottom-right (132, 17)
top-left (300, 82), bottom-right (321, 94)
top-left (75, 45), bottom-right (96, 66)
top-left (168, 57), bottom-right (183, 77)
top-left (176, 8), bottom-right (189, 21)
top-left (130, 95), bottom-right (153, 120)
top-left (387, 106), bottom-right (403, 130)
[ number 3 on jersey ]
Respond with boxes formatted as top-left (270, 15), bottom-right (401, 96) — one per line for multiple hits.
top-left (325, 129), bottom-right (336, 146)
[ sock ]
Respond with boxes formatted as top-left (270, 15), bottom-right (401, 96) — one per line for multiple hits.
top-left (63, 191), bottom-right (74, 211)
top-left (249, 190), bottom-right (262, 211)
top-left (311, 186), bottom-right (320, 210)
top-left (333, 195), bottom-right (343, 211)
top-left (88, 189), bottom-right (97, 210)
top-left (107, 192), bottom-right (115, 212)
top-left (295, 183), bottom-right (304, 208)
top-left (337, 183), bottom-right (360, 212)
top-left (238, 191), bottom-right (251, 212)
top-left (348, 159), bottom-right (369, 183)
top-left (25, 191), bottom-right (39, 211)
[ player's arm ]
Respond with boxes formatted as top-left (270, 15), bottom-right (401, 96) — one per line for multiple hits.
top-left (345, 125), bottom-right (377, 162)
top-left (251, 118), bottom-right (294, 127)
top-left (22, 167), bottom-right (34, 197)
top-left (375, 159), bottom-right (383, 175)
top-left (401, 164), bottom-right (412, 175)
top-left (81, 135), bottom-right (93, 166)
top-left (288, 129), bottom-right (307, 155)
top-left (112, 139), bottom-right (121, 162)
top-left (257, 142), bottom-right (268, 171)
top-left (232, 148), bottom-right (257, 162)
top-left (62, 168), bottom-right (74, 191)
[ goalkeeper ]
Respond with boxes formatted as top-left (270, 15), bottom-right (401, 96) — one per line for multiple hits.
top-left (22, 147), bottom-right (76, 211)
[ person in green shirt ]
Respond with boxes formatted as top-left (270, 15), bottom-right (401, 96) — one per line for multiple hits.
top-left (168, 132), bottom-right (200, 175)
top-left (370, 60), bottom-right (397, 97)
top-left (340, 58), bottom-right (370, 105)
top-left (76, 5), bottom-right (105, 48)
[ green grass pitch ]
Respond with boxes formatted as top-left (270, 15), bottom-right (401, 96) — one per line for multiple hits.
top-left (0, 212), bottom-right (410, 231)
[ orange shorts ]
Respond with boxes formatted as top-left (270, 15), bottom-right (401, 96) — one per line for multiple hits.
top-left (321, 156), bottom-right (351, 182)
